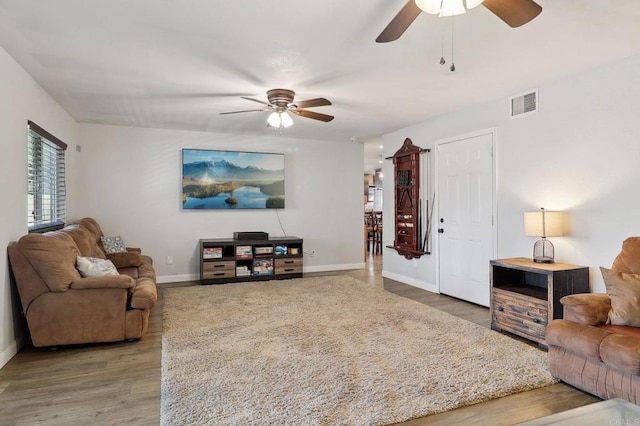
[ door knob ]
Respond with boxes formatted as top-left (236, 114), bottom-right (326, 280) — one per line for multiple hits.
top-left (438, 228), bottom-right (444, 234)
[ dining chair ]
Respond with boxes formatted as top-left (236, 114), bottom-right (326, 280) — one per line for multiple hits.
top-left (365, 211), bottom-right (376, 253)
top-left (373, 211), bottom-right (383, 254)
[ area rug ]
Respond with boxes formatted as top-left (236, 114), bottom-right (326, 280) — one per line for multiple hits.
top-left (161, 276), bottom-right (556, 425)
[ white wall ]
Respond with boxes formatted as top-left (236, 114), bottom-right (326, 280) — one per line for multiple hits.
top-left (0, 47), bottom-right (80, 367)
top-left (76, 123), bottom-right (364, 282)
top-left (382, 53), bottom-right (640, 294)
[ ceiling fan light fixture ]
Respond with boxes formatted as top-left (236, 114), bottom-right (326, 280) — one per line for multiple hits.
top-left (267, 111), bottom-right (294, 129)
top-left (416, 0), bottom-right (483, 17)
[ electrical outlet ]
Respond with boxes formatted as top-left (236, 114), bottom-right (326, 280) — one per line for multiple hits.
top-left (166, 255), bottom-right (173, 265)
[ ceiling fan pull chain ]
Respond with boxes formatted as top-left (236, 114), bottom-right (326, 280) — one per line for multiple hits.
top-left (450, 16), bottom-right (456, 72)
top-left (439, 18), bottom-right (446, 65)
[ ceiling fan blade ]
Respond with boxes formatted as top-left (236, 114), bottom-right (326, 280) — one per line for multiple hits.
top-left (219, 109), bottom-right (267, 115)
top-left (295, 98), bottom-right (332, 109)
top-left (482, 0), bottom-right (542, 28)
top-left (292, 109), bottom-right (334, 122)
top-left (240, 96), bottom-right (270, 106)
top-left (376, 0), bottom-right (422, 43)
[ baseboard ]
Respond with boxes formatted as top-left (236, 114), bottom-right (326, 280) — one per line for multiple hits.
top-left (157, 273), bottom-right (199, 284)
top-left (304, 263), bottom-right (365, 273)
top-left (382, 270), bottom-right (438, 294)
top-left (0, 336), bottom-right (25, 369)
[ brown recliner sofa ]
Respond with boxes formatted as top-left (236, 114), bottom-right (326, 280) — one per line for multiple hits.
top-left (8, 217), bottom-right (157, 347)
top-left (546, 237), bottom-right (640, 403)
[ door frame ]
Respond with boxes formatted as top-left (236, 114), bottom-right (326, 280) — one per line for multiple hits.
top-left (434, 127), bottom-right (498, 295)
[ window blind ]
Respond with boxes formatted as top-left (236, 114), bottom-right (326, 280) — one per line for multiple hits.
top-left (27, 121), bottom-right (67, 233)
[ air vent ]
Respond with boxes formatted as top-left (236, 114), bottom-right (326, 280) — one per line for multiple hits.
top-left (510, 89), bottom-right (538, 118)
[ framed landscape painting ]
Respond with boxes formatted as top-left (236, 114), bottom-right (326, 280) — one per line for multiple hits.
top-left (182, 149), bottom-right (285, 209)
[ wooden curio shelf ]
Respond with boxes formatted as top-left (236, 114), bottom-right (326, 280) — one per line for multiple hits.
top-left (387, 138), bottom-right (430, 259)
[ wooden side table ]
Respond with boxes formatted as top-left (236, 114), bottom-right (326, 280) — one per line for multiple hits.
top-left (490, 257), bottom-right (589, 347)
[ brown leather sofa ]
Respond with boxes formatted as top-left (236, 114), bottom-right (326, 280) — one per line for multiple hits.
top-left (8, 218), bottom-right (157, 347)
top-left (546, 237), bottom-right (640, 404)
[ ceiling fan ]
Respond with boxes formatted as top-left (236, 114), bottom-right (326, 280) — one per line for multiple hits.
top-left (220, 89), bottom-right (334, 128)
top-left (376, 0), bottom-right (542, 43)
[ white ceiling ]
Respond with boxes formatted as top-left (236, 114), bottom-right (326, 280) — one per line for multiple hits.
top-left (1, 1), bottom-right (639, 173)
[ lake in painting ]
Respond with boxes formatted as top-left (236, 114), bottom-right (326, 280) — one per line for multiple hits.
top-left (183, 186), bottom-right (271, 209)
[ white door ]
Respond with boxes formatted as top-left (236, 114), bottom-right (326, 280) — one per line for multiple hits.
top-left (437, 132), bottom-right (494, 307)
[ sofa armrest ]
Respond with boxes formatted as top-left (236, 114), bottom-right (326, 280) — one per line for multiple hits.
top-left (106, 251), bottom-right (142, 268)
top-left (126, 247), bottom-right (142, 253)
top-left (547, 319), bottom-right (611, 359)
top-left (560, 293), bottom-right (611, 325)
top-left (26, 289), bottom-right (129, 347)
top-left (70, 275), bottom-right (135, 290)
top-left (131, 277), bottom-right (157, 310)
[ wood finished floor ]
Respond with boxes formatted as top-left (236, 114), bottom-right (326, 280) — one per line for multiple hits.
top-left (0, 255), bottom-right (599, 425)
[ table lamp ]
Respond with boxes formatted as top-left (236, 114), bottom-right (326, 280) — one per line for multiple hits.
top-left (524, 208), bottom-right (566, 263)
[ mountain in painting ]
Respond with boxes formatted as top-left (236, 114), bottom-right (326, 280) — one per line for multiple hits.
top-left (183, 160), bottom-right (282, 182)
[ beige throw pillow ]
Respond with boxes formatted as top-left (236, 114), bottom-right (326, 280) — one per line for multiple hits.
top-left (601, 267), bottom-right (640, 326)
top-left (76, 256), bottom-right (119, 277)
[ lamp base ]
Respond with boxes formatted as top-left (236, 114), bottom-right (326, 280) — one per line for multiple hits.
top-left (533, 238), bottom-right (555, 264)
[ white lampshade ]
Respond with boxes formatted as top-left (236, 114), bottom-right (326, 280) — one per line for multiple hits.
top-left (416, 0), bottom-right (483, 16)
top-left (280, 111), bottom-right (294, 128)
top-left (267, 111), bottom-right (281, 128)
top-left (415, 0), bottom-right (443, 15)
top-left (466, 0), bottom-right (484, 9)
top-left (524, 210), bottom-right (566, 238)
